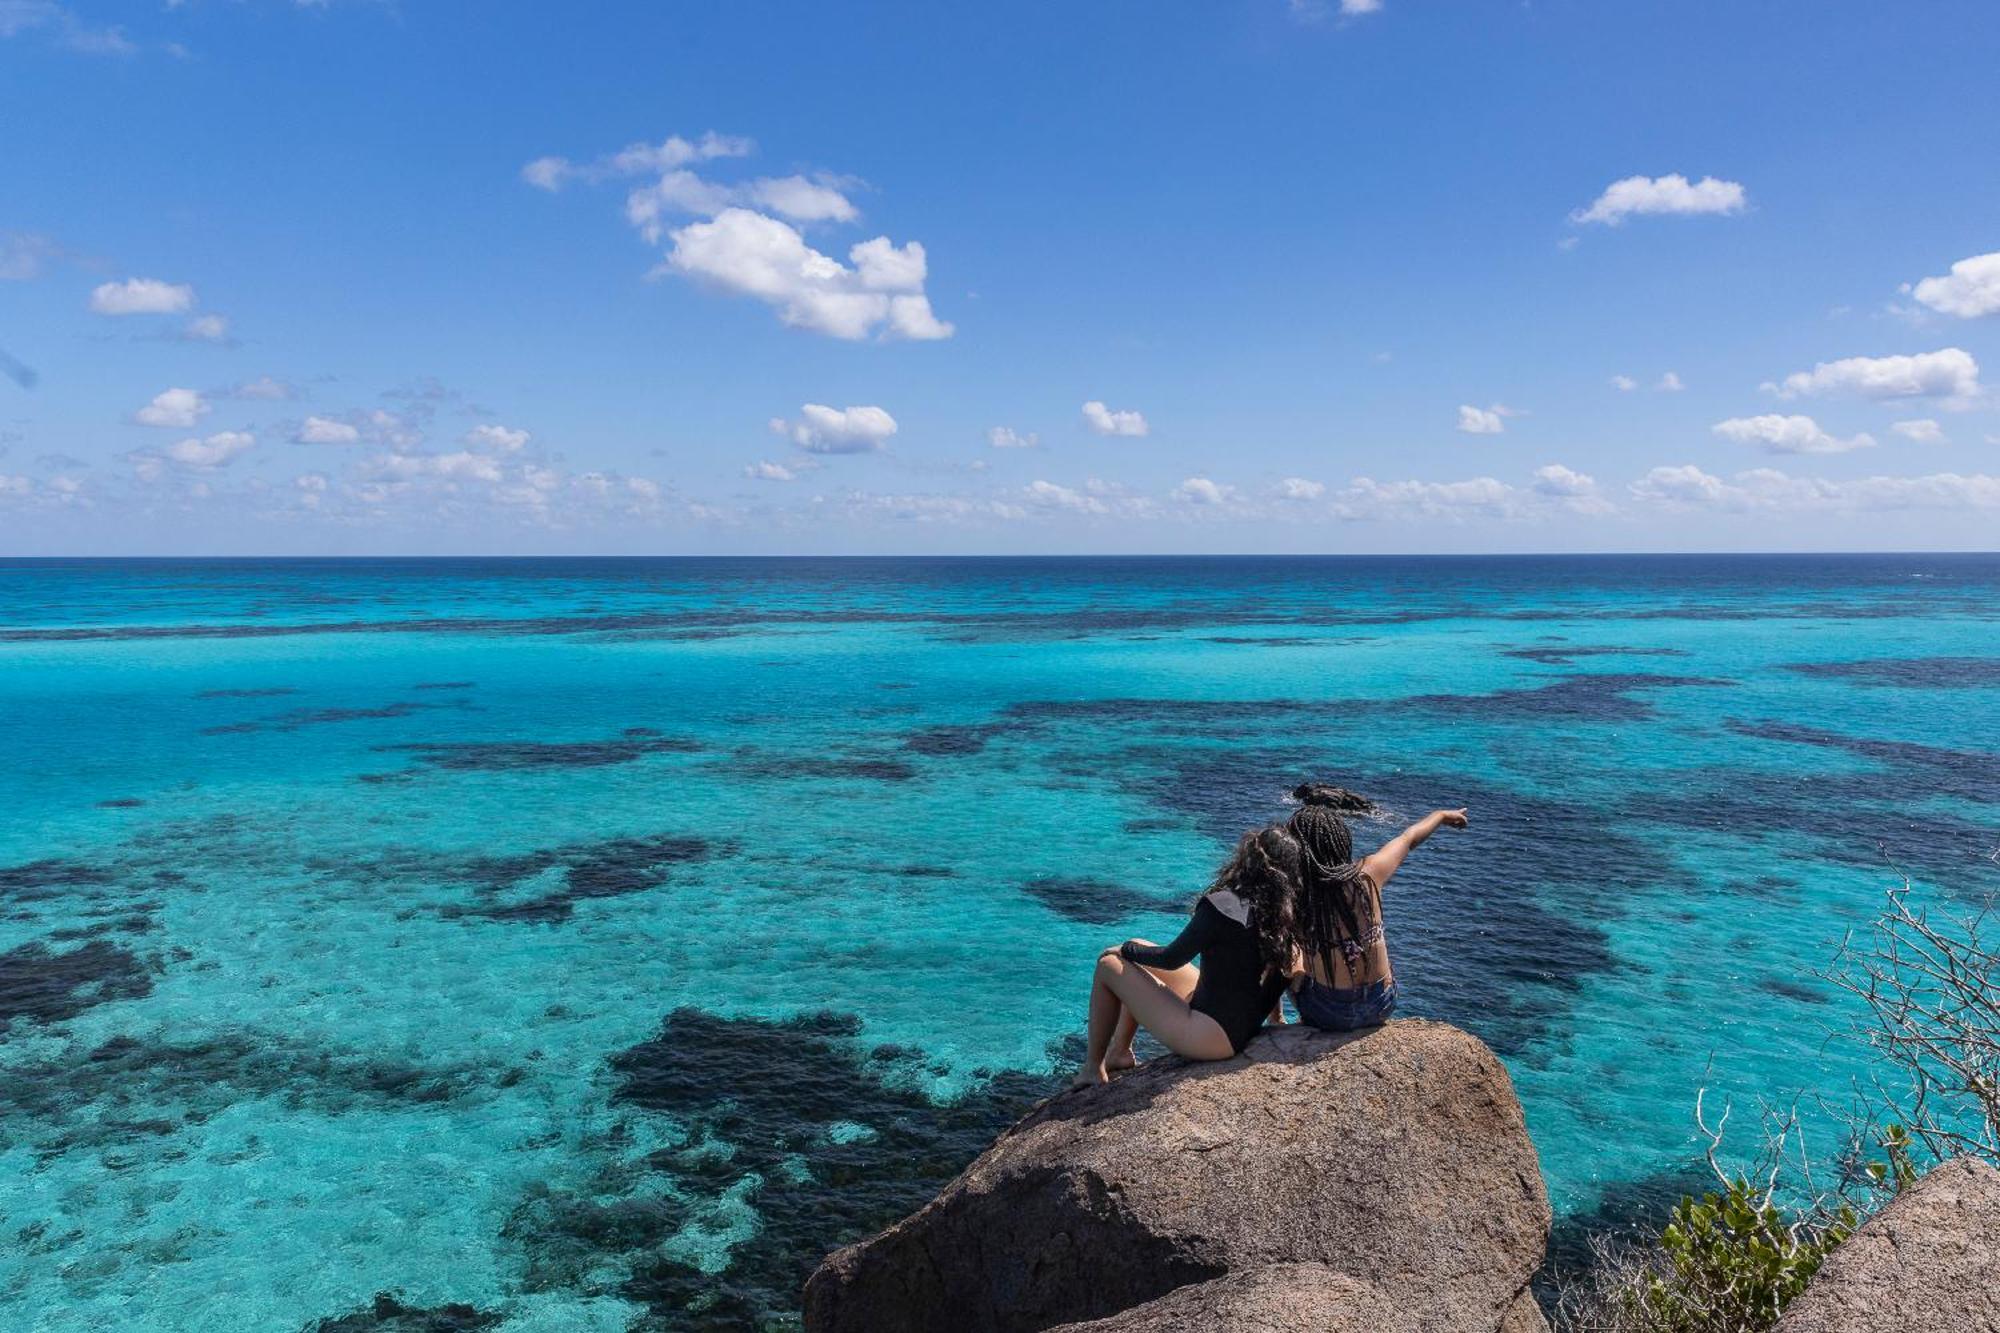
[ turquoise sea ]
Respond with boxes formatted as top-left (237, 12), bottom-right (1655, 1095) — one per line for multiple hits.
top-left (4, 555), bottom-right (1997, 1330)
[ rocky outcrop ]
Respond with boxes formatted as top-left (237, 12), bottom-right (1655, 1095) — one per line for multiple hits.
top-left (1774, 1155), bottom-right (2000, 1333)
top-left (803, 1019), bottom-right (1550, 1333)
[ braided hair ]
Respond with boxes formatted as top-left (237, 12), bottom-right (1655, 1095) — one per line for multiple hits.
top-left (1202, 824), bottom-right (1303, 982)
top-left (1287, 782), bottom-right (1376, 979)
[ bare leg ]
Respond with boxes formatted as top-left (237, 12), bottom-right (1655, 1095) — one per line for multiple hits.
top-left (1074, 950), bottom-right (1233, 1088)
top-left (1106, 941), bottom-right (1199, 1071)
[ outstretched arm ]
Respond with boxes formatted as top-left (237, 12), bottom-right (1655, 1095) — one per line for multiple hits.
top-left (1360, 808), bottom-right (1468, 888)
top-left (1120, 900), bottom-right (1220, 971)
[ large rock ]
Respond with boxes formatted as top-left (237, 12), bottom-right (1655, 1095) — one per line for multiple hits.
top-left (803, 1019), bottom-right (1550, 1333)
top-left (1045, 1264), bottom-right (1413, 1333)
top-left (1774, 1155), bottom-right (2000, 1333)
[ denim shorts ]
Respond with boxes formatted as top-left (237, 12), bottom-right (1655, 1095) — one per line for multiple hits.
top-left (1294, 976), bottom-right (1397, 1032)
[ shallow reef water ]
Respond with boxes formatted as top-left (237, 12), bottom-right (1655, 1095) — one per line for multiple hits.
top-left (3, 554), bottom-right (1998, 1329)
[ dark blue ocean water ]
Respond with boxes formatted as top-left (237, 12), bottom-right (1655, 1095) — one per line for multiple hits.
top-left (4, 555), bottom-right (1997, 1329)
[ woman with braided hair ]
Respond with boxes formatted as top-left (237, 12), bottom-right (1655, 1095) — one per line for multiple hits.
top-left (1285, 781), bottom-right (1468, 1030)
top-left (1072, 825), bottom-right (1302, 1089)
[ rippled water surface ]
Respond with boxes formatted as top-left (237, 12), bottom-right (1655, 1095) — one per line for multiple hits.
top-left (4, 555), bottom-right (1997, 1330)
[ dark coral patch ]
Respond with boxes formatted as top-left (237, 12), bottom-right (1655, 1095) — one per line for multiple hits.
top-left (1757, 976), bottom-right (1829, 1005)
top-left (1022, 877), bottom-right (1178, 925)
top-left (1783, 657), bottom-right (2000, 689)
top-left (437, 834), bottom-right (720, 926)
top-left (195, 687), bottom-right (300, 699)
top-left (301, 1292), bottom-right (504, 1332)
top-left (203, 701), bottom-right (453, 736)
top-left (1405, 673), bottom-right (1730, 722)
top-left (0, 858), bottom-right (116, 903)
top-left (410, 681), bottom-right (477, 691)
top-left (382, 733), bottom-right (702, 772)
top-left (0, 939), bottom-right (153, 1031)
top-left (736, 753), bottom-right (919, 783)
top-left (586, 1007), bottom-right (1063, 1329)
top-left (96, 798), bottom-right (146, 809)
top-left (901, 724), bottom-right (1013, 757)
top-left (1501, 645), bottom-right (1689, 666)
top-left (1727, 719), bottom-right (2000, 805)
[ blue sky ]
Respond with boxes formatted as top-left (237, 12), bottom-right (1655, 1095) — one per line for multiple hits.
top-left (4, 0), bottom-right (1999, 555)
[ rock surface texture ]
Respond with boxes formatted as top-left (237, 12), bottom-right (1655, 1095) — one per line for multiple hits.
top-left (1774, 1155), bottom-right (2000, 1333)
top-left (803, 1019), bottom-right (1551, 1333)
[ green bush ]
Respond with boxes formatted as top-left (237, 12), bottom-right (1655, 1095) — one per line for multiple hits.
top-left (1619, 1176), bottom-right (1856, 1333)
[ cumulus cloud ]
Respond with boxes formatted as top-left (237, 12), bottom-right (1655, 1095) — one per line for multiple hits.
top-left (228, 376), bottom-right (297, 401)
top-left (294, 416), bottom-right (361, 445)
top-left (1711, 413), bottom-right (1875, 455)
top-left (1335, 475), bottom-right (1519, 520)
top-left (165, 430), bottom-right (255, 469)
top-left (744, 460), bottom-right (796, 481)
top-left (1904, 252), bottom-right (2000, 319)
top-left (521, 132), bottom-right (754, 191)
top-left (1632, 463), bottom-right (2000, 514)
top-left (987, 426), bottom-right (1038, 449)
top-left (1456, 403), bottom-right (1515, 435)
top-left (529, 131), bottom-right (951, 341)
top-left (1763, 348), bottom-right (1980, 404)
top-left (91, 277), bottom-right (195, 315)
top-left (1892, 418), bottom-right (1945, 443)
top-left (771, 403), bottom-right (898, 454)
top-left (1657, 371), bottom-right (1684, 391)
top-left (664, 209), bottom-right (952, 341)
top-left (1081, 401), bottom-right (1149, 437)
top-left (134, 387), bottom-right (209, 428)
top-left (1571, 174), bottom-right (1748, 226)
top-left (1173, 476), bottom-right (1235, 506)
top-left (1611, 374), bottom-right (1638, 392)
top-left (463, 424), bottom-right (530, 452)
top-left (182, 314), bottom-right (230, 342)
top-left (1025, 479), bottom-right (1106, 514)
top-left (1276, 477), bottom-right (1325, 500)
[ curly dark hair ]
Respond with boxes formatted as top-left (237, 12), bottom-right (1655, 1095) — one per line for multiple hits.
top-left (1201, 824), bottom-right (1303, 981)
top-left (1287, 782), bottom-right (1375, 979)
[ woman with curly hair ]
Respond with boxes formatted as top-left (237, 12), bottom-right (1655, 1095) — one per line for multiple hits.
top-left (1285, 781), bottom-right (1468, 1031)
top-left (1072, 824), bottom-right (1302, 1089)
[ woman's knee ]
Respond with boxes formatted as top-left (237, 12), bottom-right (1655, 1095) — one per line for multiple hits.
top-left (1094, 949), bottom-right (1126, 977)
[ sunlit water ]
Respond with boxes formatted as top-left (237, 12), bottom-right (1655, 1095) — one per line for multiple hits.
top-left (4, 555), bottom-right (1996, 1330)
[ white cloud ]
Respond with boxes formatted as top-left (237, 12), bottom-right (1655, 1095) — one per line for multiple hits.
top-left (1763, 348), bottom-right (1980, 404)
top-left (1631, 463), bottom-right (2000, 514)
top-left (520, 132), bottom-right (754, 191)
top-left (165, 430), bottom-right (255, 470)
top-left (229, 376), bottom-right (297, 400)
top-left (987, 426), bottom-right (1037, 449)
top-left (183, 314), bottom-right (230, 341)
top-left (134, 387), bottom-right (209, 428)
top-left (1891, 418), bottom-right (1945, 443)
top-left (665, 209), bottom-right (952, 341)
top-left (1531, 463), bottom-right (1594, 497)
top-left (1276, 477), bottom-right (1325, 500)
top-left (1905, 252), bottom-right (2000, 319)
top-left (1611, 374), bottom-right (1638, 392)
top-left (1173, 476), bottom-right (1235, 506)
top-left (745, 460), bottom-right (796, 482)
top-left (1341, 0), bottom-right (1383, 12)
top-left (294, 416), bottom-right (361, 445)
top-left (1025, 479), bottom-right (1106, 514)
top-left (1571, 174), bottom-right (1748, 226)
top-left (771, 403), bottom-right (898, 454)
top-left (1456, 403), bottom-right (1513, 435)
top-left (1657, 371), bottom-right (1684, 391)
top-left (1711, 413), bottom-right (1875, 455)
top-left (746, 175), bottom-right (858, 223)
top-left (464, 424), bottom-right (531, 452)
top-left (1081, 400), bottom-right (1149, 437)
top-left (370, 451), bottom-right (505, 484)
top-left (1335, 475), bottom-right (1519, 520)
top-left (91, 277), bottom-right (195, 315)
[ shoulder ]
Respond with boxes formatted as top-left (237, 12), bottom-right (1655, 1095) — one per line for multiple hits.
top-left (1201, 889), bottom-right (1251, 926)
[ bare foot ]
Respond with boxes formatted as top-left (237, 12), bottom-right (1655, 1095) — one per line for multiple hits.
top-left (1105, 1050), bottom-right (1137, 1073)
top-left (1068, 1066), bottom-right (1110, 1091)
